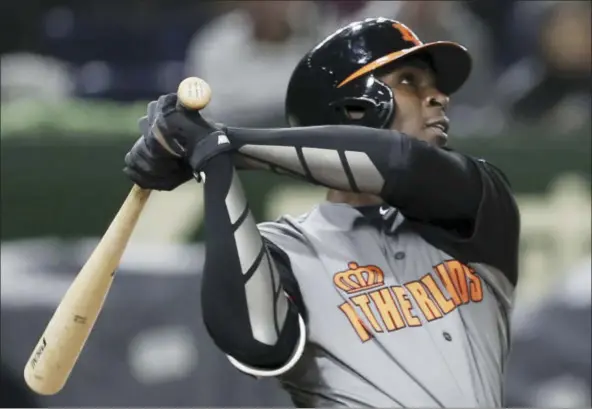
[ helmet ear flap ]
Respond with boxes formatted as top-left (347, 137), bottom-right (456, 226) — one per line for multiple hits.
top-left (328, 78), bottom-right (395, 129)
top-left (377, 79), bottom-right (396, 129)
top-left (329, 98), bottom-right (375, 126)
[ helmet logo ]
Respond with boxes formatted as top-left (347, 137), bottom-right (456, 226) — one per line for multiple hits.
top-left (337, 49), bottom-right (408, 88)
top-left (392, 23), bottom-right (422, 46)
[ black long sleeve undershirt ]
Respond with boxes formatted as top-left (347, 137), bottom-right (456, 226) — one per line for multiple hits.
top-left (226, 124), bottom-right (520, 283)
top-left (226, 125), bottom-right (483, 223)
top-left (200, 154), bottom-right (301, 369)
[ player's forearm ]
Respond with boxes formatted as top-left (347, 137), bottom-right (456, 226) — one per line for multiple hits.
top-left (226, 125), bottom-right (482, 220)
top-left (200, 154), bottom-right (300, 368)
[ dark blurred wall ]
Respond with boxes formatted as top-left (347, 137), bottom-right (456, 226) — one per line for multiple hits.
top-left (0, 362), bottom-right (40, 408)
top-left (0, 1), bottom-right (219, 100)
top-left (1, 240), bottom-right (293, 407)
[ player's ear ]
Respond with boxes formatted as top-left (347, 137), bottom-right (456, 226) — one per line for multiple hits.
top-left (345, 106), bottom-right (366, 120)
top-left (331, 99), bottom-right (370, 122)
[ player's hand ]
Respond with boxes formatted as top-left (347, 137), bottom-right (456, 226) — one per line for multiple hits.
top-left (149, 93), bottom-right (233, 172)
top-left (123, 98), bottom-right (193, 191)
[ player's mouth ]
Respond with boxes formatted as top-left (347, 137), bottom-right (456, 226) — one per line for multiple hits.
top-left (425, 117), bottom-right (449, 146)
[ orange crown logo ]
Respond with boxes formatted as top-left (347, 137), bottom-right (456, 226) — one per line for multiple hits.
top-left (333, 262), bottom-right (385, 294)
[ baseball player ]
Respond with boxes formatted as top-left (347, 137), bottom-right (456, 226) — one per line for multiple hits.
top-left (123, 18), bottom-right (520, 408)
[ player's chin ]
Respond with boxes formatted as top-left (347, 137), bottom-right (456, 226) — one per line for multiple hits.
top-left (422, 127), bottom-right (449, 148)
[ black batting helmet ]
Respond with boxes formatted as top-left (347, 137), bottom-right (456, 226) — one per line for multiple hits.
top-left (285, 17), bottom-right (472, 129)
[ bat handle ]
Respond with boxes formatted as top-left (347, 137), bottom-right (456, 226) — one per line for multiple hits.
top-left (151, 77), bottom-right (212, 158)
top-left (177, 77), bottom-right (211, 111)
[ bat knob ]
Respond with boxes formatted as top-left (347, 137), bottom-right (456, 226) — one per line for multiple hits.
top-left (177, 77), bottom-right (212, 111)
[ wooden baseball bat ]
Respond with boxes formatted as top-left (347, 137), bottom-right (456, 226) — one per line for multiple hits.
top-left (23, 77), bottom-right (212, 396)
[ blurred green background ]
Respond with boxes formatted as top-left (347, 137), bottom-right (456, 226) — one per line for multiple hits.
top-left (2, 100), bottom-right (590, 238)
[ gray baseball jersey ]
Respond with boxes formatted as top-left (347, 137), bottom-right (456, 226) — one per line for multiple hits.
top-left (258, 203), bottom-right (515, 408)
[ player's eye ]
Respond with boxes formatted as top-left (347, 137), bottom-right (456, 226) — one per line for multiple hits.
top-left (399, 73), bottom-right (417, 86)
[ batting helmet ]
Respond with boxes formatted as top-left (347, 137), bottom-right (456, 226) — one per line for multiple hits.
top-left (285, 18), bottom-right (472, 129)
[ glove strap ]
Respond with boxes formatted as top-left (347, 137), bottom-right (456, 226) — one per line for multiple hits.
top-left (188, 130), bottom-right (233, 172)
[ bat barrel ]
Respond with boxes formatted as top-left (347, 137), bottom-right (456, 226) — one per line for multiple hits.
top-left (23, 185), bottom-right (151, 395)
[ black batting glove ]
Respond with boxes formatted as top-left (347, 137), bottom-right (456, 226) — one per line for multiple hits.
top-left (123, 98), bottom-right (193, 191)
top-left (150, 93), bottom-right (233, 172)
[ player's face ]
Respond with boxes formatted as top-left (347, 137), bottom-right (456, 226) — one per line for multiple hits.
top-left (380, 58), bottom-right (450, 147)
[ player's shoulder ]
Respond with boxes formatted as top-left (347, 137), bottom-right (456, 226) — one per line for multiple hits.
top-left (453, 151), bottom-right (518, 211)
top-left (259, 211), bottom-right (311, 239)
top-left (257, 208), bottom-right (320, 252)
top-left (458, 152), bottom-right (513, 189)
top-left (455, 153), bottom-right (520, 221)
top-left (461, 155), bottom-right (521, 283)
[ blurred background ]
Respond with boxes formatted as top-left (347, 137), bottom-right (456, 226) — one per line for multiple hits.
top-left (0, 0), bottom-right (590, 407)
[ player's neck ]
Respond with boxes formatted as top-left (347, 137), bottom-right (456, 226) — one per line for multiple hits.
top-left (325, 190), bottom-right (383, 207)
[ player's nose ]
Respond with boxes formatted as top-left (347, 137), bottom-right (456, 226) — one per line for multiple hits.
top-left (425, 88), bottom-right (449, 111)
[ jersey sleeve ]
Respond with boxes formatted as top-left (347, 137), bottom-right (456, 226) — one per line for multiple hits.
top-left (409, 158), bottom-right (521, 285)
top-left (225, 217), bottom-right (311, 378)
top-left (258, 218), bottom-right (310, 316)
